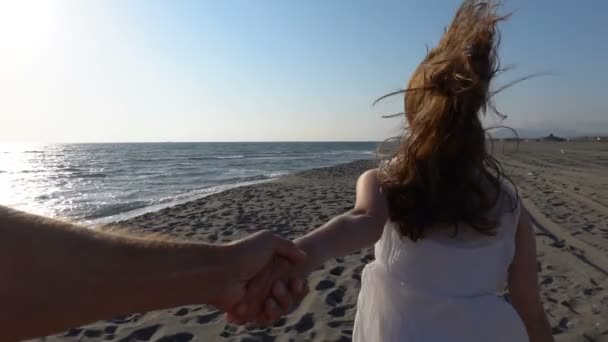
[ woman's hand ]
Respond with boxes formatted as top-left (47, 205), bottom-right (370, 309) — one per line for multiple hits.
top-left (207, 231), bottom-right (307, 315)
top-left (225, 253), bottom-right (309, 325)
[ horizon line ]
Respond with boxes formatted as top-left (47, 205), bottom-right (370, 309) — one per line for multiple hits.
top-left (0, 140), bottom-right (384, 144)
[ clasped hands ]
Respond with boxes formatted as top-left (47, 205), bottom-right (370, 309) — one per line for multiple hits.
top-left (210, 231), bottom-right (310, 326)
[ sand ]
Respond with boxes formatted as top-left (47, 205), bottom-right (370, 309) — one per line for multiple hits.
top-left (35, 141), bottom-right (608, 342)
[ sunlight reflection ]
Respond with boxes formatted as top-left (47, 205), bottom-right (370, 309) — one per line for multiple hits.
top-left (0, 143), bottom-right (60, 217)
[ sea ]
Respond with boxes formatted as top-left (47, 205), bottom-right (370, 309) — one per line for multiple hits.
top-left (0, 142), bottom-right (377, 225)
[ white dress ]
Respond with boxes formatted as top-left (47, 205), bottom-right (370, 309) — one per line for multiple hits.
top-left (353, 184), bottom-right (528, 341)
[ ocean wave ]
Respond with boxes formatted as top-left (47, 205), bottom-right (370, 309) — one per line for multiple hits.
top-left (249, 152), bottom-right (303, 157)
top-left (83, 201), bottom-right (150, 220)
top-left (217, 155), bottom-right (245, 159)
top-left (218, 174), bottom-right (272, 184)
top-left (70, 172), bottom-right (108, 179)
top-left (322, 149), bottom-right (376, 156)
top-left (248, 155), bottom-right (321, 161)
top-left (21, 169), bottom-right (45, 174)
top-left (132, 158), bottom-right (179, 163)
top-left (266, 171), bottom-right (290, 178)
top-left (58, 166), bottom-right (82, 172)
top-left (187, 155), bottom-right (246, 161)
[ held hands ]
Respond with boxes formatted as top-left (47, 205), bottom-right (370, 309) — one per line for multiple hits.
top-left (228, 255), bottom-right (309, 325)
top-left (210, 231), bottom-right (309, 325)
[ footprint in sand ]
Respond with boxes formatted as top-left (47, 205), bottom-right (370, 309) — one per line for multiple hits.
top-left (541, 276), bottom-right (554, 285)
top-left (157, 332), bottom-right (194, 342)
top-left (559, 300), bottom-right (577, 313)
top-left (105, 326), bottom-right (118, 335)
top-left (360, 253), bottom-right (374, 263)
top-left (545, 295), bottom-right (558, 304)
top-left (239, 333), bottom-right (274, 342)
top-left (63, 328), bottom-right (83, 337)
top-left (108, 313), bottom-right (142, 325)
top-left (342, 328), bottom-right (353, 335)
top-left (583, 288), bottom-right (597, 296)
top-left (118, 324), bottom-right (160, 342)
top-left (220, 323), bottom-right (238, 338)
top-left (327, 320), bottom-right (352, 329)
top-left (558, 317), bottom-right (572, 331)
top-left (328, 304), bottom-right (352, 318)
top-left (325, 287), bottom-right (346, 306)
top-left (292, 313), bottom-right (315, 333)
top-left (82, 329), bottom-right (104, 338)
top-left (315, 279), bottom-right (335, 291)
top-left (173, 308), bottom-right (189, 316)
top-left (196, 311), bottom-right (222, 324)
top-left (272, 317), bottom-right (287, 328)
top-left (329, 266), bottom-right (345, 276)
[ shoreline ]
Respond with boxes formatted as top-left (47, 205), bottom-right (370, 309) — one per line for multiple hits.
top-left (91, 159), bottom-right (377, 227)
top-left (110, 159), bottom-right (377, 238)
top-left (87, 178), bottom-right (276, 227)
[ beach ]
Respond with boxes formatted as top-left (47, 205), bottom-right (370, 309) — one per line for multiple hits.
top-left (36, 141), bottom-right (608, 342)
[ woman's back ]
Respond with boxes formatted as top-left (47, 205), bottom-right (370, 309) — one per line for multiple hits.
top-left (353, 183), bottom-right (529, 341)
top-left (376, 181), bottom-right (519, 297)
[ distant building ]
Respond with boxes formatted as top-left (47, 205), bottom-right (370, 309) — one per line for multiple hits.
top-left (541, 133), bottom-right (566, 142)
top-left (502, 137), bottom-right (523, 142)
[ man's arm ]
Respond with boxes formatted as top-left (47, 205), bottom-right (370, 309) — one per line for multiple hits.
top-left (0, 206), bottom-right (305, 341)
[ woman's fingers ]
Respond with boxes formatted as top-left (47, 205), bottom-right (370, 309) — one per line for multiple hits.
top-left (290, 277), bottom-right (309, 299)
top-left (226, 312), bottom-right (245, 325)
top-left (237, 256), bottom-right (294, 322)
top-left (264, 298), bottom-right (282, 322)
top-left (271, 281), bottom-right (293, 312)
top-left (263, 277), bottom-right (309, 321)
top-left (231, 276), bottom-right (309, 326)
top-left (239, 258), bottom-right (280, 321)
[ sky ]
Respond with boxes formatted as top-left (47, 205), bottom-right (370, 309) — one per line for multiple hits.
top-left (0, 0), bottom-right (606, 142)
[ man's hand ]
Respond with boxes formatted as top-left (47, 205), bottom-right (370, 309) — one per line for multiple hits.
top-left (208, 231), bottom-right (307, 315)
top-left (225, 250), bottom-right (309, 325)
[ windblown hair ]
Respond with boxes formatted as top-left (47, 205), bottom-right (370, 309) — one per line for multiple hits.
top-left (378, 0), bottom-right (515, 241)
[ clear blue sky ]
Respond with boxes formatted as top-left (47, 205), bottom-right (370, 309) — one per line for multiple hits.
top-left (1, 0), bottom-right (606, 142)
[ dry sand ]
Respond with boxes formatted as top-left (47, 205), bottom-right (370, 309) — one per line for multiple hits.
top-left (36, 141), bottom-right (608, 342)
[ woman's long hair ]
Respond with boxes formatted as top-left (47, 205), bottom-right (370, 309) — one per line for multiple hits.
top-left (378, 0), bottom-right (515, 241)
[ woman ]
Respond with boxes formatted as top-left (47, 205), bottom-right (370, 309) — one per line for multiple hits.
top-left (232, 1), bottom-right (553, 340)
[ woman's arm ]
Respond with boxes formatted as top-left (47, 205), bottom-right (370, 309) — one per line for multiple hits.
top-left (294, 169), bottom-right (389, 273)
top-left (508, 207), bottom-right (554, 342)
top-left (231, 169), bottom-right (388, 323)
